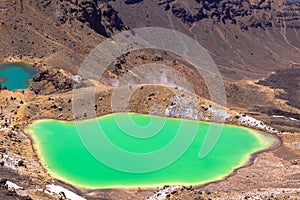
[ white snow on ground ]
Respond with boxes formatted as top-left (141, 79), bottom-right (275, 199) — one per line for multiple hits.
top-left (238, 115), bottom-right (278, 133)
top-left (272, 115), bottom-right (299, 121)
top-left (147, 186), bottom-right (183, 200)
top-left (272, 115), bottom-right (285, 118)
top-left (45, 184), bottom-right (86, 200)
top-left (5, 181), bottom-right (24, 190)
top-left (289, 117), bottom-right (298, 121)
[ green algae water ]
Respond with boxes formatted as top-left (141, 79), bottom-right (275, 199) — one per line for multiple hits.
top-left (0, 63), bottom-right (37, 90)
top-left (28, 113), bottom-right (277, 189)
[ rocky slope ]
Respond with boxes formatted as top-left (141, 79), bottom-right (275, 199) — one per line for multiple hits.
top-left (1, 0), bottom-right (299, 82)
top-left (0, 0), bottom-right (300, 199)
top-left (99, 0), bottom-right (300, 134)
top-left (112, 0), bottom-right (300, 79)
top-left (0, 0), bottom-right (125, 73)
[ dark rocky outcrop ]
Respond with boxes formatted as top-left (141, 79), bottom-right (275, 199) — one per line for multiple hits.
top-left (274, 1), bottom-right (300, 29)
top-left (125, 0), bottom-right (144, 5)
top-left (31, 69), bottom-right (74, 95)
top-left (31, 69), bottom-right (93, 94)
top-left (34, 0), bottom-right (126, 37)
top-left (258, 68), bottom-right (300, 110)
top-left (156, 0), bottom-right (300, 30)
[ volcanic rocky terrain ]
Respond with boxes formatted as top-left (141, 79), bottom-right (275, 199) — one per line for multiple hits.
top-left (0, 0), bottom-right (300, 199)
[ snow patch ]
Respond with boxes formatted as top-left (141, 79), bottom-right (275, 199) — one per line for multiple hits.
top-left (45, 184), bottom-right (86, 200)
top-left (238, 115), bottom-right (278, 133)
top-left (5, 181), bottom-right (24, 190)
top-left (147, 186), bottom-right (183, 200)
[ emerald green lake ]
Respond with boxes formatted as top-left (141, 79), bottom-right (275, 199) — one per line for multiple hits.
top-left (0, 63), bottom-right (37, 90)
top-left (28, 113), bottom-right (277, 189)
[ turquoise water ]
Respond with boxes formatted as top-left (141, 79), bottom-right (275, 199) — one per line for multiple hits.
top-left (28, 113), bottom-right (277, 189)
top-left (0, 63), bottom-right (37, 90)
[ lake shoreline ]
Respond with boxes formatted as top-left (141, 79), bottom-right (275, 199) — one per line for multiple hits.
top-left (0, 63), bottom-right (298, 200)
top-left (0, 63), bottom-right (38, 90)
top-left (194, 132), bottom-right (282, 189)
top-left (26, 112), bottom-right (281, 190)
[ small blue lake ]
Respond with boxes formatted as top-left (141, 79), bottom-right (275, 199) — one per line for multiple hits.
top-left (0, 63), bottom-right (38, 90)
